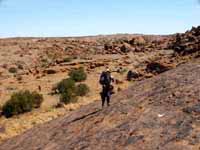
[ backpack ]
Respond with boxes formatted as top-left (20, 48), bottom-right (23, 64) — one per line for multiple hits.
top-left (99, 72), bottom-right (111, 85)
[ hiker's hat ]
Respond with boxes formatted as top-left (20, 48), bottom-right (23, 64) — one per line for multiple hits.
top-left (106, 68), bottom-right (110, 72)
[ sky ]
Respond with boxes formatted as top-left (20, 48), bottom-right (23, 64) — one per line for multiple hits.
top-left (0, 0), bottom-right (200, 37)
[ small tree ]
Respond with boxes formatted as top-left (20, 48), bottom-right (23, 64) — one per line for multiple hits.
top-left (60, 89), bottom-right (77, 104)
top-left (75, 84), bottom-right (90, 96)
top-left (69, 67), bottom-right (87, 82)
top-left (56, 78), bottom-right (75, 94)
top-left (2, 90), bottom-right (43, 118)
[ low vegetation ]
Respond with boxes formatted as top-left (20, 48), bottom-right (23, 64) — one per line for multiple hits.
top-left (55, 68), bottom-right (89, 104)
top-left (69, 67), bottom-right (87, 82)
top-left (2, 90), bottom-right (43, 118)
top-left (56, 78), bottom-right (75, 94)
top-left (75, 84), bottom-right (90, 96)
top-left (63, 57), bottom-right (73, 63)
top-left (60, 89), bottom-right (77, 104)
top-left (8, 67), bottom-right (18, 74)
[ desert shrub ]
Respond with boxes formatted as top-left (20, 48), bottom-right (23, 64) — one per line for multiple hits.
top-left (2, 90), bottom-right (43, 118)
top-left (56, 78), bottom-right (75, 94)
top-left (17, 64), bottom-right (24, 70)
top-left (69, 67), bottom-right (87, 82)
top-left (63, 57), bottom-right (73, 63)
top-left (8, 67), bottom-right (17, 74)
top-left (75, 84), bottom-right (90, 96)
top-left (60, 89), bottom-right (77, 104)
top-left (41, 58), bottom-right (48, 63)
top-left (41, 58), bottom-right (50, 68)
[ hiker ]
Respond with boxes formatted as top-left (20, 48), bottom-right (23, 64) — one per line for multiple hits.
top-left (99, 69), bottom-right (114, 107)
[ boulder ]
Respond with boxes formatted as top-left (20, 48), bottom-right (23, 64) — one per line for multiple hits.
top-left (120, 43), bottom-right (132, 53)
top-left (146, 62), bottom-right (170, 74)
top-left (127, 70), bottom-right (141, 81)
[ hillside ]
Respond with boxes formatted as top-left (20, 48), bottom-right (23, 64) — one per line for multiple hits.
top-left (0, 59), bottom-right (199, 150)
top-left (0, 26), bottom-right (199, 145)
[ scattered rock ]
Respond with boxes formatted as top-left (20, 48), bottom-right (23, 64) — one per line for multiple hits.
top-left (127, 70), bottom-right (141, 81)
top-left (120, 43), bottom-right (132, 53)
top-left (43, 69), bottom-right (57, 74)
top-left (146, 62), bottom-right (170, 74)
top-left (169, 26), bottom-right (200, 56)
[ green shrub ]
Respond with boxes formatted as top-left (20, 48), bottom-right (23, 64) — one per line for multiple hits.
top-left (75, 84), bottom-right (90, 96)
top-left (8, 67), bottom-right (17, 74)
top-left (69, 67), bottom-right (87, 82)
top-left (56, 78), bottom-right (75, 94)
top-left (2, 90), bottom-right (43, 118)
top-left (60, 89), bottom-right (77, 104)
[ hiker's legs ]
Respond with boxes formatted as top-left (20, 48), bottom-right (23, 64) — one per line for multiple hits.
top-left (106, 96), bottom-right (110, 106)
top-left (106, 91), bottom-right (111, 106)
top-left (101, 85), bottom-right (111, 107)
top-left (101, 92), bottom-right (106, 107)
top-left (102, 97), bottom-right (106, 107)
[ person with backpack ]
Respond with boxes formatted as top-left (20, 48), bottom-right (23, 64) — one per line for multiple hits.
top-left (99, 69), bottom-right (114, 108)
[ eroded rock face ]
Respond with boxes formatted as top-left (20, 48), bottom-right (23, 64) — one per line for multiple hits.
top-left (0, 60), bottom-right (200, 150)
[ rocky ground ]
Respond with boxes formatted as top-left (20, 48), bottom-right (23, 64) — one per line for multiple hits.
top-left (0, 26), bottom-right (199, 146)
top-left (0, 57), bottom-right (199, 150)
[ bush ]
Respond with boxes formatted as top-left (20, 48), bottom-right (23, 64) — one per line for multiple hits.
top-left (2, 90), bottom-right (43, 118)
top-left (75, 84), bottom-right (90, 96)
top-left (69, 67), bottom-right (87, 82)
top-left (60, 89), bottom-right (77, 104)
top-left (63, 57), bottom-right (73, 63)
top-left (17, 64), bottom-right (24, 70)
top-left (8, 67), bottom-right (17, 74)
top-left (56, 78), bottom-right (75, 94)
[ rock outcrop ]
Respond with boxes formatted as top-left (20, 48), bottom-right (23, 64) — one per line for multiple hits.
top-left (169, 26), bottom-right (200, 55)
top-left (0, 59), bottom-right (200, 150)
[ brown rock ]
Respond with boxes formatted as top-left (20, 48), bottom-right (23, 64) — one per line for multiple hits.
top-left (146, 62), bottom-right (170, 74)
top-left (43, 69), bottom-right (57, 74)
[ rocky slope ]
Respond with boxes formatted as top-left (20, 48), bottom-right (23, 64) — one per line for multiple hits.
top-left (169, 26), bottom-right (200, 56)
top-left (0, 58), bottom-right (199, 150)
